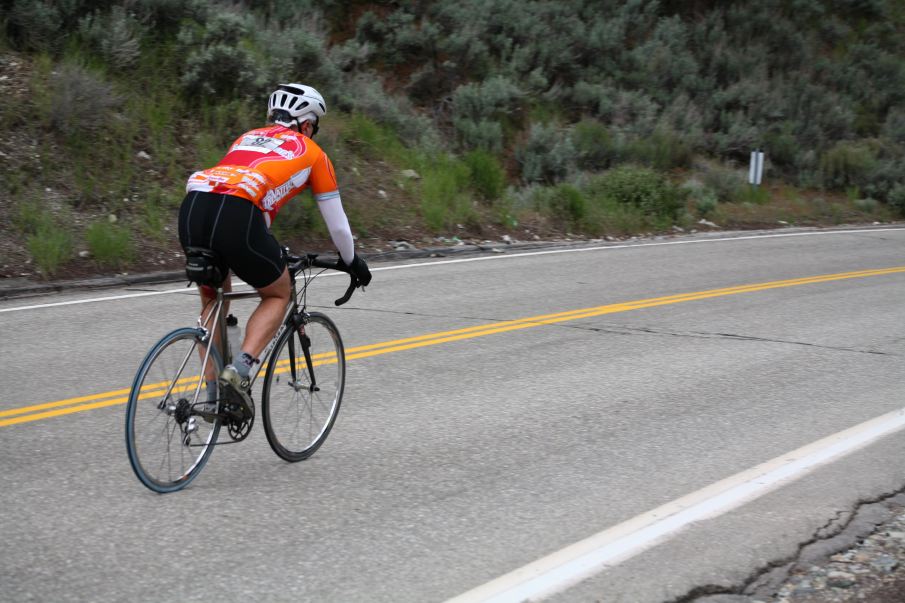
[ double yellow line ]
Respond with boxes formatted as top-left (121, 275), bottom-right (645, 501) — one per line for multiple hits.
top-left (3, 266), bottom-right (903, 428)
top-left (0, 354), bottom-right (340, 427)
top-left (342, 266), bottom-right (905, 359)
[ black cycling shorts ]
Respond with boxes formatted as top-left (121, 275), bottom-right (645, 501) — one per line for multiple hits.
top-left (178, 191), bottom-right (286, 289)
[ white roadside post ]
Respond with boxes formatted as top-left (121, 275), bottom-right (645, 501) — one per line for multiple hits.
top-left (749, 149), bottom-right (765, 186)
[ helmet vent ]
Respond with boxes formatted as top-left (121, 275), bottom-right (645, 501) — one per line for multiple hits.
top-left (267, 84), bottom-right (326, 125)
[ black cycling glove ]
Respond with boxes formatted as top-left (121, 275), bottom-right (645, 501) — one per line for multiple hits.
top-left (343, 255), bottom-right (372, 287)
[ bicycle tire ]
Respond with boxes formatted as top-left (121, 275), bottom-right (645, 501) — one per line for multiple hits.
top-left (261, 312), bottom-right (345, 462)
top-left (125, 327), bottom-right (222, 493)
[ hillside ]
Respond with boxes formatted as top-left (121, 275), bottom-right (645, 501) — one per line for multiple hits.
top-left (1, 0), bottom-right (903, 281)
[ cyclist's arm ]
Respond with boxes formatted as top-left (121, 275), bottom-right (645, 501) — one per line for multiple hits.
top-left (316, 193), bottom-right (354, 264)
top-left (310, 151), bottom-right (355, 264)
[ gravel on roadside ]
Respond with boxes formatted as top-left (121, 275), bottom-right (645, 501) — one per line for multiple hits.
top-left (761, 498), bottom-right (905, 603)
top-left (694, 493), bottom-right (905, 603)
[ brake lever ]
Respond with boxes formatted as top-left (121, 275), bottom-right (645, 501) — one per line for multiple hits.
top-left (334, 275), bottom-right (360, 306)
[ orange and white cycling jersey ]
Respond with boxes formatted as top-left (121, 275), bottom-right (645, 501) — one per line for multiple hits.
top-left (186, 125), bottom-right (339, 225)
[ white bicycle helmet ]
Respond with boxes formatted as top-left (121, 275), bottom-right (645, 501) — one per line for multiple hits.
top-left (267, 83), bottom-right (326, 134)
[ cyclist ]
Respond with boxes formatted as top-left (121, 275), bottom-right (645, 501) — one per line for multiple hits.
top-left (178, 83), bottom-right (371, 410)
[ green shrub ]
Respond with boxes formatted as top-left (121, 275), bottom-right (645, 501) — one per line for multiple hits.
top-left (344, 113), bottom-right (411, 164)
top-left (121, 0), bottom-right (210, 37)
top-left (567, 82), bottom-right (609, 116)
top-left (702, 165), bottom-right (744, 203)
top-left (523, 171), bottom-right (687, 236)
top-left (13, 201), bottom-right (54, 236)
top-left (572, 120), bottom-right (618, 171)
top-left (657, 93), bottom-right (706, 151)
top-left (516, 123), bottom-right (575, 184)
top-left (853, 197), bottom-right (879, 213)
top-left (591, 200), bottom-right (648, 236)
top-left (28, 223), bottom-right (72, 278)
top-left (196, 99), bottom-right (261, 152)
top-left (623, 128), bottom-right (693, 171)
top-left (888, 184), bottom-right (905, 217)
top-left (819, 141), bottom-right (876, 190)
top-left (86, 221), bottom-right (134, 269)
top-left (453, 118), bottom-right (504, 153)
top-left (451, 76), bottom-right (523, 122)
top-left (572, 186), bottom-right (650, 236)
top-left (585, 166), bottom-right (685, 220)
top-left (8, 0), bottom-right (65, 53)
top-left (682, 178), bottom-right (718, 217)
top-left (860, 157), bottom-right (905, 203)
top-left (355, 9), bottom-right (434, 67)
top-left (462, 150), bottom-right (506, 202)
top-left (182, 44), bottom-right (263, 99)
top-left (882, 109), bottom-right (905, 145)
top-left (195, 131), bottom-right (226, 169)
top-left (47, 64), bottom-right (122, 135)
top-left (419, 156), bottom-right (474, 232)
top-left (712, 116), bottom-right (760, 159)
top-left (490, 192), bottom-right (519, 229)
top-left (628, 15), bottom-right (700, 105)
top-left (532, 184), bottom-right (587, 230)
top-left (267, 26), bottom-right (341, 91)
top-left (340, 77), bottom-right (441, 152)
top-left (602, 89), bottom-right (660, 138)
top-left (177, 11), bottom-right (262, 98)
top-left (734, 185), bottom-right (771, 205)
top-left (763, 123), bottom-right (800, 169)
top-left (140, 200), bottom-right (168, 242)
top-left (78, 7), bottom-right (141, 69)
top-left (451, 76), bottom-right (523, 151)
top-left (695, 191), bottom-right (718, 217)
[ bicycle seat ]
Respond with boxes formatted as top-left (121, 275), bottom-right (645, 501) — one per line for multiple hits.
top-left (184, 246), bottom-right (227, 287)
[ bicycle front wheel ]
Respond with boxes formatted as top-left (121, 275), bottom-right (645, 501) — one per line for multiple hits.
top-left (125, 328), bottom-right (222, 493)
top-left (262, 312), bottom-right (345, 462)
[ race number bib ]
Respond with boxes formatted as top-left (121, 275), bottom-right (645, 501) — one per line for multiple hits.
top-left (233, 136), bottom-right (294, 159)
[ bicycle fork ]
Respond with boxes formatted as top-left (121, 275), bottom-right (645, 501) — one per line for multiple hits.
top-left (290, 314), bottom-right (319, 393)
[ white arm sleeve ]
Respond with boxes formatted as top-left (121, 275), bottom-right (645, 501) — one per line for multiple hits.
top-left (316, 194), bottom-right (355, 264)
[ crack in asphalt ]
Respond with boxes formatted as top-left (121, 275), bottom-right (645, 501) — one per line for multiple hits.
top-left (666, 484), bottom-right (905, 603)
top-left (559, 323), bottom-right (896, 357)
top-left (314, 307), bottom-right (897, 357)
top-left (848, 231), bottom-right (902, 244)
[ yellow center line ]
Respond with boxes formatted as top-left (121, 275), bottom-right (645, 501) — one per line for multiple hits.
top-left (3, 266), bottom-right (903, 428)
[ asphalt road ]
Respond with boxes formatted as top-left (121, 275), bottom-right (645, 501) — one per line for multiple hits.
top-left (1, 227), bottom-right (903, 603)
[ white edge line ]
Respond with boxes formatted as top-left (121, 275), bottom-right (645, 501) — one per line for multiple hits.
top-left (376, 227), bottom-right (905, 272)
top-left (2, 227), bottom-right (903, 314)
top-left (446, 407), bottom-right (905, 603)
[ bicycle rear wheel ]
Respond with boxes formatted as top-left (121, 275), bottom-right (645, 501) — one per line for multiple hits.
top-left (262, 312), bottom-right (345, 462)
top-left (125, 327), bottom-right (222, 493)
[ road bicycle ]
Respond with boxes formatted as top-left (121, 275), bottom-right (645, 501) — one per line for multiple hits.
top-left (125, 248), bottom-right (361, 493)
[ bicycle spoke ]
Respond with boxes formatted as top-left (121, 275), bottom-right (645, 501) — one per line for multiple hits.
top-left (262, 313), bottom-right (345, 462)
top-left (126, 329), bottom-right (221, 493)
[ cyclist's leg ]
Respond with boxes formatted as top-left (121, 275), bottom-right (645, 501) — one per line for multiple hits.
top-left (241, 267), bottom-right (290, 359)
top-left (198, 276), bottom-right (231, 383)
top-left (178, 191), bottom-right (232, 387)
top-left (215, 198), bottom-right (288, 365)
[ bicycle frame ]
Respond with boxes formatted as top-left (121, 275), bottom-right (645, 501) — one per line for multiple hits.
top-left (181, 251), bottom-right (355, 413)
top-left (194, 267), bottom-right (311, 394)
top-left (126, 251), bottom-right (354, 491)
